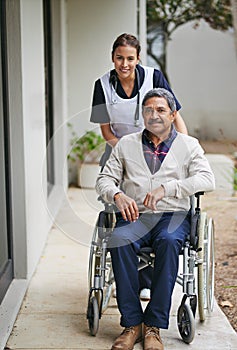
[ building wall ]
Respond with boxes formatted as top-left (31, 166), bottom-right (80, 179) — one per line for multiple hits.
top-left (18, 0), bottom-right (68, 279)
top-left (67, 0), bottom-right (137, 133)
top-left (20, 0), bottom-right (50, 278)
top-left (0, 1), bottom-right (68, 346)
top-left (168, 20), bottom-right (237, 140)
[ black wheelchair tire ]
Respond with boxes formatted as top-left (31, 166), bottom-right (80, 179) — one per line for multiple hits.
top-left (88, 212), bottom-right (114, 316)
top-left (207, 218), bottom-right (215, 312)
top-left (88, 296), bottom-right (99, 336)
top-left (88, 219), bottom-right (100, 290)
top-left (198, 213), bottom-right (215, 321)
top-left (177, 302), bottom-right (195, 344)
top-left (197, 212), bottom-right (207, 321)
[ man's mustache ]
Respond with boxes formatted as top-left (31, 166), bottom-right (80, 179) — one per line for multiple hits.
top-left (148, 119), bottom-right (163, 125)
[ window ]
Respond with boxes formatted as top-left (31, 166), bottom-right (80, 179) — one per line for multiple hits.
top-left (0, 0), bottom-right (13, 303)
top-left (43, 0), bottom-right (55, 195)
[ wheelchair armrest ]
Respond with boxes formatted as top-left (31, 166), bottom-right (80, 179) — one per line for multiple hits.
top-left (194, 192), bottom-right (204, 210)
top-left (189, 192), bottom-right (204, 249)
top-left (190, 211), bottom-right (200, 249)
top-left (97, 207), bottom-right (116, 239)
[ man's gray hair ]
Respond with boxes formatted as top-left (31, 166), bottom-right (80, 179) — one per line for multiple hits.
top-left (142, 88), bottom-right (177, 113)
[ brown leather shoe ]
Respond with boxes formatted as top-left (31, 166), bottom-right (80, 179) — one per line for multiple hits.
top-left (111, 324), bottom-right (142, 350)
top-left (144, 325), bottom-right (164, 350)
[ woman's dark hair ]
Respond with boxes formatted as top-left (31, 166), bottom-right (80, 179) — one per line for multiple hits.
top-left (112, 33), bottom-right (141, 58)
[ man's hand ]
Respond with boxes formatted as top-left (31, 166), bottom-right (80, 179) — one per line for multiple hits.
top-left (143, 186), bottom-right (165, 211)
top-left (114, 192), bottom-right (139, 222)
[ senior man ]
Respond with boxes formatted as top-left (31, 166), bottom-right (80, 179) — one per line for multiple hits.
top-left (96, 88), bottom-right (215, 350)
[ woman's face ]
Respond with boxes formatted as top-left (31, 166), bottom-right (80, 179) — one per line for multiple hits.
top-left (112, 45), bottom-right (140, 80)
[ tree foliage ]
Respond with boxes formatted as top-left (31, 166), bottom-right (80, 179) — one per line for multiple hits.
top-left (147, 0), bottom-right (233, 81)
top-left (230, 0), bottom-right (237, 56)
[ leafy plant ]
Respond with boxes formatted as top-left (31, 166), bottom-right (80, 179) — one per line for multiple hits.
top-left (67, 123), bottom-right (105, 163)
top-left (234, 167), bottom-right (237, 191)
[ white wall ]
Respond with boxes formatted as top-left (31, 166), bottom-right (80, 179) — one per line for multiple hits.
top-left (20, 0), bottom-right (49, 278)
top-left (0, 1), bottom-right (68, 347)
top-left (20, 0), bottom-right (68, 278)
top-left (168, 20), bottom-right (237, 140)
top-left (67, 0), bottom-right (137, 134)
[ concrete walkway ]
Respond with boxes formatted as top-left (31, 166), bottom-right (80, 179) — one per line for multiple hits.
top-left (6, 187), bottom-right (237, 350)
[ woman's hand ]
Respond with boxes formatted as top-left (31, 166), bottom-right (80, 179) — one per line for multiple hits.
top-left (114, 192), bottom-right (139, 222)
top-left (100, 123), bottom-right (119, 147)
top-left (143, 186), bottom-right (165, 211)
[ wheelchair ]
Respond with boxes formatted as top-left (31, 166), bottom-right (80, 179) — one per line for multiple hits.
top-left (87, 192), bottom-right (215, 344)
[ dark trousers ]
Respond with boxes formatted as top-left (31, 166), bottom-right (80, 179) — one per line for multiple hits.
top-left (109, 212), bottom-right (190, 329)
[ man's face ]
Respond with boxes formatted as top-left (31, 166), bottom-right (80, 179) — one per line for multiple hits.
top-left (142, 96), bottom-right (176, 137)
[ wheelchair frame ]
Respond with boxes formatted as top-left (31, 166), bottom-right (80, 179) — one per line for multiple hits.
top-left (87, 192), bottom-right (215, 344)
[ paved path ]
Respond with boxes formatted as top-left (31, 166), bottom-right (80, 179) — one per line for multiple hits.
top-left (6, 188), bottom-right (237, 350)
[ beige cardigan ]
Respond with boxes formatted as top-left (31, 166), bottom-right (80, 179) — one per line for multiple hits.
top-left (96, 131), bottom-right (215, 213)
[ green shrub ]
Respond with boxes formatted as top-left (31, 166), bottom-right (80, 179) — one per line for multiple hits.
top-left (67, 123), bottom-right (105, 163)
top-left (234, 167), bottom-right (237, 191)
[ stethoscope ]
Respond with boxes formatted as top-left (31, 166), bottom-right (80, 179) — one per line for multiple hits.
top-left (110, 68), bottom-right (141, 127)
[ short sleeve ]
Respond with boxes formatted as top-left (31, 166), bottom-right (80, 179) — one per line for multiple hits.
top-left (153, 69), bottom-right (181, 110)
top-left (90, 79), bottom-right (110, 124)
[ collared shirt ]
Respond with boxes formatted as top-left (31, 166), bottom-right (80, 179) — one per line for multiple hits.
top-left (142, 126), bottom-right (177, 174)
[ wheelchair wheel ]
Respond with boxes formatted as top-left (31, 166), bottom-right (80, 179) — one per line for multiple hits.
top-left (88, 219), bottom-right (101, 290)
top-left (88, 214), bottom-right (114, 314)
top-left (177, 302), bottom-right (195, 344)
top-left (87, 296), bottom-right (99, 336)
top-left (206, 218), bottom-right (215, 312)
top-left (197, 212), bottom-right (206, 321)
top-left (197, 213), bottom-right (215, 321)
top-left (101, 260), bottom-right (114, 313)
